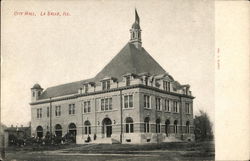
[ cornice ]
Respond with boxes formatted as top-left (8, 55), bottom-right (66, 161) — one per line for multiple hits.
top-left (30, 84), bottom-right (194, 105)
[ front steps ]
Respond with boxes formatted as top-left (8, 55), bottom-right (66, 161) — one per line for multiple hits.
top-left (92, 137), bottom-right (121, 144)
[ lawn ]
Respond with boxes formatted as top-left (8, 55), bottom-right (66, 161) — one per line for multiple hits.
top-left (5, 141), bottom-right (214, 161)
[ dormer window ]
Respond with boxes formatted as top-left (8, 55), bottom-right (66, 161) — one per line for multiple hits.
top-left (126, 77), bottom-right (130, 86)
top-left (102, 80), bottom-right (110, 90)
top-left (163, 81), bottom-right (170, 92)
top-left (107, 80), bottom-right (110, 89)
top-left (79, 88), bottom-right (83, 94)
top-left (145, 77), bottom-right (148, 86)
top-left (185, 87), bottom-right (189, 95)
top-left (84, 84), bottom-right (88, 93)
top-left (38, 91), bottom-right (41, 96)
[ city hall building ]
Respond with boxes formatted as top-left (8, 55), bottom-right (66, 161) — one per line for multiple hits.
top-left (30, 10), bottom-right (195, 144)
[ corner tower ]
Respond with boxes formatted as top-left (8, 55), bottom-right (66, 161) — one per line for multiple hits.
top-left (130, 9), bottom-right (142, 49)
top-left (31, 83), bottom-right (43, 102)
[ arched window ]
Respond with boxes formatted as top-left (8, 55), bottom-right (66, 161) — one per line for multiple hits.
top-left (84, 120), bottom-right (91, 135)
top-left (186, 121), bottom-right (190, 133)
top-left (156, 119), bottom-right (161, 133)
top-left (125, 117), bottom-right (134, 133)
top-left (55, 124), bottom-right (62, 137)
top-left (144, 117), bottom-right (150, 133)
top-left (36, 126), bottom-right (43, 138)
top-left (174, 120), bottom-right (178, 134)
top-left (165, 120), bottom-right (170, 136)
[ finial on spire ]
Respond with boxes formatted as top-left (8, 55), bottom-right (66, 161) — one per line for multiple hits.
top-left (135, 8), bottom-right (140, 24)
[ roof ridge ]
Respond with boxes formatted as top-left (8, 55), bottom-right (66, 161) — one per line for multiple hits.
top-left (46, 78), bottom-right (94, 90)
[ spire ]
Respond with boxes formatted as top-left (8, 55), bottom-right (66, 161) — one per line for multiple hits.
top-left (130, 9), bottom-right (142, 49)
top-left (135, 8), bottom-right (140, 24)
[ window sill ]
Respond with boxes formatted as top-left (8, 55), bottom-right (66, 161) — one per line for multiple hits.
top-left (69, 114), bottom-right (77, 116)
top-left (144, 107), bottom-right (151, 110)
top-left (123, 107), bottom-right (134, 110)
top-left (82, 112), bottom-right (91, 115)
top-left (165, 111), bottom-right (171, 113)
top-left (97, 109), bottom-right (118, 113)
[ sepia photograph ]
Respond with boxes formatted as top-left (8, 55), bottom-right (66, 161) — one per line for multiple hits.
top-left (5, 0), bottom-right (248, 160)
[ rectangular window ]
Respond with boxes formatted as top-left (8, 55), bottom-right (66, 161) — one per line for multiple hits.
top-left (124, 95), bottom-right (133, 108)
top-left (37, 108), bottom-right (42, 118)
top-left (129, 95), bottom-right (133, 107)
top-left (144, 95), bottom-right (150, 109)
top-left (145, 77), bottom-right (148, 86)
top-left (101, 99), bottom-right (104, 111)
top-left (173, 101), bottom-right (178, 113)
top-left (144, 122), bottom-right (150, 133)
top-left (73, 104), bottom-right (75, 114)
top-left (185, 103), bottom-right (190, 114)
top-left (69, 104), bottom-right (76, 115)
top-left (107, 80), bottom-right (110, 90)
top-left (102, 80), bottom-right (111, 90)
top-left (101, 98), bottom-right (112, 111)
top-left (47, 107), bottom-right (50, 117)
top-left (109, 98), bottom-right (112, 110)
top-left (87, 102), bottom-right (90, 113)
top-left (165, 99), bottom-right (171, 112)
top-left (105, 98), bottom-right (109, 110)
top-left (163, 81), bottom-right (170, 92)
top-left (83, 101), bottom-right (91, 113)
top-left (155, 97), bottom-right (162, 111)
top-left (102, 81), bottom-right (106, 90)
top-left (84, 126), bottom-right (91, 135)
top-left (55, 106), bottom-right (61, 116)
top-left (83, 85), bottom-right (88, 93)
top-left (124, 96), bottom-right (128, 108)
top-left (125, 123), bottom-right (134, 133)
top-left (126, 77), bottom-right (130, 86)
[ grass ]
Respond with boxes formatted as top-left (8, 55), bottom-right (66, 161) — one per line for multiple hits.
top-left (5, 141), bottom-right (215, 161)
top-left (62, 141), bottom-right (214, 153)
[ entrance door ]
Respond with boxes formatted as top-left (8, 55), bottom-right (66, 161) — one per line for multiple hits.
top-left (106, 125), bottom-right (112, 138)
top-left (102, 118), bottom-right (112, 138)
top-left (68, 123), bottom-right (77, 143)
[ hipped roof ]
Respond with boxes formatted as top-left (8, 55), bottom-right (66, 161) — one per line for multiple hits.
top-left (39, 43), bottom-right (166, 100)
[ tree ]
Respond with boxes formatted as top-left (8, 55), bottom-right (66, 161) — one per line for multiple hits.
top-left (194, 110), bottom-right (213, 141)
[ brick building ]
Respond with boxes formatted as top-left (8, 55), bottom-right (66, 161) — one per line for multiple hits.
top-left (30, 10), bottom-right (195, 144)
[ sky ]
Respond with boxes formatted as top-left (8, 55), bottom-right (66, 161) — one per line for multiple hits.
top-left (1, 0), bottom-right (214, 127)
